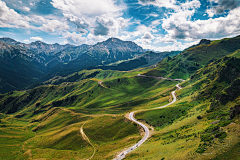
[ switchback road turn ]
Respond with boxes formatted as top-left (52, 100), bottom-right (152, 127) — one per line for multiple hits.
top-left (114, 79), bottom-right (184, 160)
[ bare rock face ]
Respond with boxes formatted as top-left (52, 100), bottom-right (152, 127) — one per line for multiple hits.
top-left (230, 105), bottom-right (240, 119)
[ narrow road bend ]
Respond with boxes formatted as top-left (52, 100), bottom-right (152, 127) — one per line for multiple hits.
top-left (114, 79), bottom-right (184, 160)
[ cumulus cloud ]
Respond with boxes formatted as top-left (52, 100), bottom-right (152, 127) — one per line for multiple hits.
top-left (30, 36), bottom-right (43, 41)
top-left (51, 0), bottom-right (128, 41)
top-left (92, 15), bottom-right (129, 37)
top-left (22, 6), bottom-right (31, 12)
top-left (41, 20), bottom-right (69, 32)
top-left (31, 15), bottom-right (69, 32)
top-left (139, 0), bottom-right (200, 10)
top-left (162, 6), bottom-right (240, 41)
top-left (154, 41), bottom-right (198, 52)
top-left (23, 39), bottom-right (30, 43)
top-left (94, 16), bottom-right (114, 36)
top-left (139, 0), bottom-right (178, 9)
top-left (142, 32), bottom-right (154, 39)
top-left (213, 0), bottom-right (240, 14)
top-left (206, 8), bottom-right (215, 17)
top-left (180, 0), bottom-right (201, 10)
top-left (0, 0), bottom-right (30, 28)
top-left (154, 35), bottom-right (177, 43)
top-left (51, 0), bottom-right (124, 18)
top-left (64, 13), bottom-right (90, 34)
top-left (63, 32), bottom-right (87, 44)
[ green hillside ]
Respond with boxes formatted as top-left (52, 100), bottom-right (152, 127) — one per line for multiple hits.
top-left (128, 48), bottom-right (240, 159)
top-left (0, 67), bottom-right (179, 159)
top-left (144, 35), bottom-right (240, 79)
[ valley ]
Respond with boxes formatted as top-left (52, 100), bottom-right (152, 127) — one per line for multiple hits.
top-left (0, 35), bottom-right (240, 160)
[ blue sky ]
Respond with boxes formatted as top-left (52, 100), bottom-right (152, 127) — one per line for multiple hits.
top-left (0, 0), bottom-right (240, 51)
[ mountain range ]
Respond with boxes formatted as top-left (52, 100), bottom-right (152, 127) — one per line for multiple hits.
top-left (0, 37), bottom-right (179, 93)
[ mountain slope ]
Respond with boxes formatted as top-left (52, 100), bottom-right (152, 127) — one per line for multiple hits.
top-left (88, 51), bottom-right (181, 71)
top-left (126, 49), bottom-right (240, 160)
top-left (144, 35), bottom-right (240, 79)
top-left (0, 41), bottom-right (46, 93)
top-left (44, 38), bottom-right (144, 79)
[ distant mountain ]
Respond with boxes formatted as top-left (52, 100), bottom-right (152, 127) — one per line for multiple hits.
top-left (0, 37), bottom-right (72, 54)
top-left (0, 38), bottom-right (73, 65)
top-left (0, 37), bottom-right (144, 69)
top-left (87, 51), bottom-right (181, 71)
top-left (144, 35), bottom-right (240, 79)
top-left (52, 44), bottom-right (91, 64)
top-left (0, 37), bottom-right (146, 92)
top-left (44, 38), bottom-right (144, 78)
top-left (0, 41), bottom-right (46, 93)
top-left (84, 37), bottom-right (144, 64)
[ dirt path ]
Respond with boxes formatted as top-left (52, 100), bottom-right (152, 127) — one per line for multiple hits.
top-left (80, 123), bottom-right (96, 160)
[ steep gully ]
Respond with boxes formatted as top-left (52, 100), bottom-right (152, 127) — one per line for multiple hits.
top-left (114, 75), bottom-right (184, 160)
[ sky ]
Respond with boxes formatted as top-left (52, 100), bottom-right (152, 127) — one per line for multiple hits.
top-left (0, 0), bottom-right (240, 51)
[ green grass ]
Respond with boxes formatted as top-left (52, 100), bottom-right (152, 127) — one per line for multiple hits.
top-left (212, 142), bottom-right (240, 160)
top-left (84, 115), bottom-right (141, 159)
top-left (0, 73), bottom-right (178, 115)
top-left (135, 103), bottom-right (192, 130)
top-left (0, 118), bottom-right (35, 160)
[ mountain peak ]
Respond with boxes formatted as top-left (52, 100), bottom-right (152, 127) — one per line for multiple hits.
top-left (0, 37), bottom-right (19, 45)
top-left (199, 39), bottom-right (211, 45)
top-left (94, 37), bottom-right (143, 52)
top-left (31, 41), bottom-right (47, 45)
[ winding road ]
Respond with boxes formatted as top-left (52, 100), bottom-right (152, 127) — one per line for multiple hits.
top-left (114, 77), bottom-right (184, 160)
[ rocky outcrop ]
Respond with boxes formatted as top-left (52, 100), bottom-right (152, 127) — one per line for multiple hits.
top-left (230, 105), bottom-right (240, 119)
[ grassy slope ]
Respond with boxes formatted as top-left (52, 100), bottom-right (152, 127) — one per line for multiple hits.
top-left (126, 50), bottom-right (240, 160)
top-left (0, 70), bottom-right (178, 115)
top-left (144, 35), bottom-right (240, 79)
top-left (0, 68), bottom-right (179, 159)
top-left (0, 107), bottom-right (141, 160)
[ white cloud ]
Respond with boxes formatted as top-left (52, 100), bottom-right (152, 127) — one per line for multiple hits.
top-left (91, 15), bottom-right (130, 37)
top-left (206, 9), bottom-right (215, 17)
top-left (139, 0), bottom-right (201, 11)
top-left (213, 0), bottom-right (240, 14)
top-left (23, 39), bottom-right (30, 43)
top-left (51, 0), bottom-right (125, 18)
top-left (41, 19), bottom-right (69, 32)
top-left (139, 0), bottom-right (178, 10)
top-left (140, 41), bottom-right (198, 52)
top-left (116, 34), bottom-right (132, 41)
top-left (30, 36), bottom-right (43, 41)
top-left (180, 0), bottom-right (201, 10)
top-left (153, 41), bottom-right (198, 52)
top-left (31, 15), bottom-right (69, 32)
top-left (154, 35), bottom-right (177, 43)
top-left (63, 32), bottom-right (87, 44)
top-left (142, 32), bottom-right (154, 39)
top-left (51, 0), bottom-right (128, 42)
top-left (87, 33), bottom-right (106, 44)
top-left (22, 6), bottom-right (30, 12)
top-left (0, 0), bottom-right (30, 28)
top-left (64, 13), bottom-right (90, 34)
top-left (162, 6), bottom-right (240, 41)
